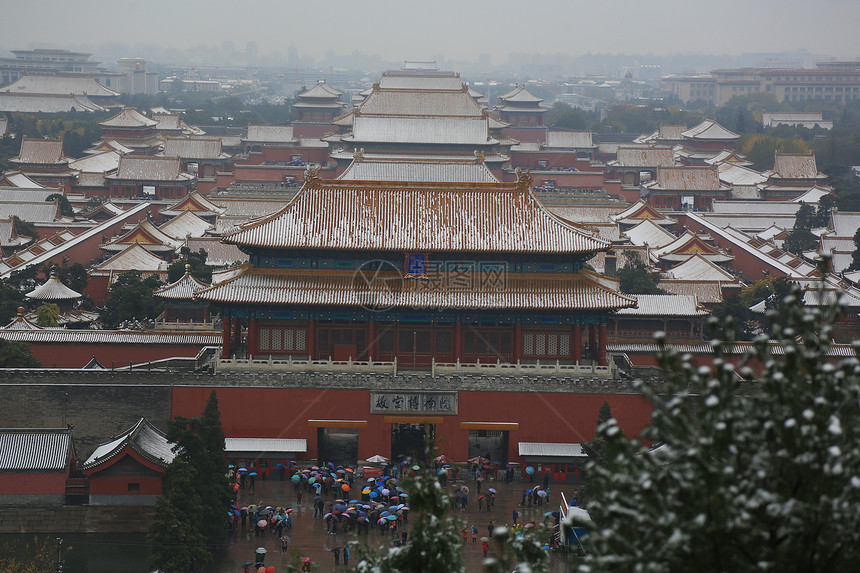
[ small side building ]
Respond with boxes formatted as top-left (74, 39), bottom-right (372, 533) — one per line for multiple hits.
top-left (0, 427), bottom-right (78, 506)
top-left (81, 418), bottom-right (176, 505)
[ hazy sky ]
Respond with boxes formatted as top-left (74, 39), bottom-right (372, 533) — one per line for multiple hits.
top-left (5, 0), bottom-right (860, 62)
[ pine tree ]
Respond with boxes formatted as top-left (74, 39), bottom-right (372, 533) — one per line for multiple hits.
top-left (577, 275), bottom-right (860, 572)
top-left (148, 459), bottom-right (211, 573)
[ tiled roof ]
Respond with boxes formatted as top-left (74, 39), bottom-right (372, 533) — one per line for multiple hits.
top-left (681, 119), bottom-right (739, 141)
top-left (377, 71), bottom-right (465, 91)
top-left (162, 137), bottom-right (229, 160)
top-left (612, 200), bottom-right (677, 226)
top-left (0, 329), bottom-right (219, 345)
top-left (664, 254), bottom-right (737, 282)
top-left (623, 219), bottom-right (677, 248)
top-left (159, 191), bottom-right (226, 218)
top-left (0, 171), bottom-right (45, 188)
top-left (152, 113), bottom-right (181, 130)
top-left (184, 237), bottom-right (248, 267)
top-left (705, 150), bottom-right (753, 166)
top-left (650, 166), bottom-right (724, 191)
top-left (99, 107), bottom-right (157, 128)
top-left (0, 428), bottom-right (72, 471)
top-left (617, 294), bottom-right (708, 316)
top-left (544, 130), bottom-right (594, 149)
top-left (68, 150), bottom-right (122, 174)
top-left (652, 231), bottom-right (721, 259)
top-left (244, 125), bottom-right (296, 144)
top-left (93, 243), bottom-right (170, 272)
top-left (608, 341), bottom-right (857, 357)
top-left (717, 163), bottom-right (768, 186)
top-left (498, 86), bottom-right (543, 103)
top-left (225, 438), bottom-right (308, 453)
top-left (154, 266), bottom-right (209, 300)
top-left (546, 205), bottom-right (627, 224)
top-left (109, 156), bottom-right (192, 182)
top-left (659, 124), bottom-right (687, 140)
top-left (298, 81), bottom-right (343, 99)
top-left (518, 442), bottom-right (585, 458)
top-left (82, 418), bottom-right (176, 471)
top-left (831, 212), bottom-right (860, 237)
top-left (195, 266), bottom-right (636, 311)
top-left (13, 137), bottom-right (67, 165)
top-left (102, 219), bottom-right (182, 252)
top-left (25, 270), bottom-right (82, 301)
top-left (792, 185), bottom-right (832, 204)
top-left (0, 187), bottom-right (59, 202)
top-left (158, 210), bottom-right (214, 240)
top-left (3, 73), bottom-right (119, 97)
top-left (0, 201), bottom-right (61, 223)
top-left (702, 213), bottom-right (797, 233)
top-left (337, 157), bottom-right (499, 183)
top-left (344, 116), bottom-right (496, 145)
top-left (658, 280), bottom-right (727, 304)
top-left (357, 89), bottom-right (484, 117)
top-left (614, 146), bottom-right (674, 167)
top-left (711, 200), bottom-right (800, 216)
top-left (224, 177), bottom-right (610, 254)
top-left (771, 152), bottom-right (825, 179)
top-left (0, 93), bottom-right (106, 113)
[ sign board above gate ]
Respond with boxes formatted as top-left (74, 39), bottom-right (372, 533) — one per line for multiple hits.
top-left (370, 391), bottom-right (458, 415)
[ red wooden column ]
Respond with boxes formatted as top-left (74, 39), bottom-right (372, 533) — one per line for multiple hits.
top-left (222, 316), bottom-right (231, 358)
top-left (307, 319), bottom-right (316, 359)
top-left (367, 320), bottom-right (376, 360)
top-left (598, 323), bottom-right (608, 366)
top-left (572, 324), bottom-right (581, 363)
top-left (454, 321), bottom-right (463, 362)
top-left (514, 323), bottom-right (523, 363)
top-left (248, 318), bottom-right (257, 358)
top-left (232, 318), bottom-right (242, 356)
top-left (588, 324), bottom-right (597, 360)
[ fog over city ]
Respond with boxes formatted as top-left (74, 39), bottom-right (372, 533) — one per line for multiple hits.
top-left (4, 0), bottom-right (860, 70)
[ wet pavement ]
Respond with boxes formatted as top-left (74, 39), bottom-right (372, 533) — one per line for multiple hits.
top-left (217, 471), bottom-right (573, 573)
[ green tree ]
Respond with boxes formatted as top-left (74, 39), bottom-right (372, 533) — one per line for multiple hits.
top-left (46, 193), bottom-right (74, 217)
top-left (615, 253), bottom-right (665, 294)
top-left (484, 525), bottom-right (551, 573)
top-left (100, 271), bottom-right (163, 328)
top-left (0, 536), bottom-right (69, 573)
top-left (57, 263), bottom-right (88, 297)
top-left (544, 102), bottom-right (595, 130)
top-left (0, 338), bottom-right (40, 367)
top-left (167, 248), bottom-right (213, 284)
top-left (577, 274), bottom-right (860, 572)
top-left (741, 135), bottom-right (809, 171)
top-left (148, 459), bottom-right (211, 573)
top-left (36, 303), bottom-right (60, 327)
top-left (12, 216), bottom-right (39, 240)
top-left (848, 227), bottom-right (860, 271)
top-left (783, 228), bottom-right (818, 255)
top-left (167, 390), bottom-right (231, 550)
top-left (793, 202), bottom-right (817, 230)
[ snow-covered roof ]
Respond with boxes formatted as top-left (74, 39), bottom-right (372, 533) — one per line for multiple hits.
top-left (344, 116), bottom-right (497, 145)
top-left (82, 418), bottom-right (176, 471)
top-left (154, 265), bottom-right (209, 300)
top-left (357, 88), bottom-right (484, 117)
top-left (195, 266), bottom-right (636, 311)
top-left (831, 212), bottom-right (860, 237)
top-left (337, 157), bottom-right (499, 183)
top-left (158, 210), bottom-right (214, 240)
top-left (25, 270), bottom-right (82, 301)
top-left (711, 200), bottom-right (800, 216)
top-left (0, 171), bottom-right (45, 188)
top-left (544, 130), bottom-right (594, 149)
top-left (0, 93), bottom-right (106, 113)
top-left (184, 237), bottom-right (248, 267)
top-left (225, 174), bottom-right (610, 254)
top-left (68, 150), bottom-right (122, 174)
top-left (244, 125), bottom-right (296, 144)
top-left (0, 201), bottom-right (62, 223)
top-left (623, 219), bottom-right (677, 248)
top-left (225, 438), bottom-right (308, 453)
top-left (616, 294), bottom-right (708, 317)
top-left (101, 218), bottom-right (182, 252)
top-left (664, 254), bottom-right (737, 282)
top-left (717, 163), bottom-right (768, 186)
top-left (498, 86), bottom-right (543, 104)
top-left (162, 137), bottom-right (230, 160)
top-left (769, 152), bottom-right (825, 180)
top-left (792, 185), bottom-right (832, 204)
top-left (3, 73), bottom-right (118, 97)
top-left (93, 243), bottom-right (170, 272)
top-left (613, 146), bottom-right (675, 168)
top-left (518, 442), bottom-right (585, 458)
top-left (12, 137), bottom-right (68, 165)
top-left (108, 156), bottom-right (193, 182)
top-left (159, 191), bottom-right (226, 218)
top-left (681, 119), bottom-right (739, 141)
top-left (99, 107), bottom-right (157, 128)
top-left (377, 71), bottom-right (465, 91)
top-left (648, 166), bottom-right (725, 191)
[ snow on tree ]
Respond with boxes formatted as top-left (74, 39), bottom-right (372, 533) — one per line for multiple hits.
top-left (578, 272), bottom-right (860, 572)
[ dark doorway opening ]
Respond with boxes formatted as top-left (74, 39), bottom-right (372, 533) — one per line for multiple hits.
top-left (317, 428), bottom-right (358, 466)
top-left (468, 430), bottom-right (509, 465)
top-left (391, 423), bottom-right (435, 462)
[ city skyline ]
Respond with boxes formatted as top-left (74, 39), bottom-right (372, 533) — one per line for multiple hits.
top-left (5, 0), bottom-right (860, 67)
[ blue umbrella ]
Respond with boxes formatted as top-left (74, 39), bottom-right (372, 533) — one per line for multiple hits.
top-left (369, 491), bottom-right (379, 498)
top-left (526, 465), bottom-right (535, 475)
top-left (238, 467), bottom-right (248, 473)
top-left (249, 471), bottom-right (258, 477)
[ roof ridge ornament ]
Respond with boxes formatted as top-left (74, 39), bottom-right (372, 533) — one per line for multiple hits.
top-left (515, 167), bottom-right (532, 190)
top-left (304, 164), bottom-right (322, 187)
top-left (473, 150), bottom-right (485, 164)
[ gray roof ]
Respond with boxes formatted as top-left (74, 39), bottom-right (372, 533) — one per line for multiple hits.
top-left (358, 89), bottom-right (484, 117)
top-left (13, 137), bottom-right (68, 165)
top-left (68, 150), bottom-right (122, 174)
top-left (93, 243), bottom-right (170, 272)
top-left (616, 294), bottom-right (708, 317)
top-left (26, 271), bottom-right (82, 301)
top-left (518, 442), bottom-right (585, 458)
top-left (225, 438), bottom-right (308, 453)
top-left (338, 158), bottom-right (499, 183)
top-left (99, 108), bottom-right (157, 128)
top-left (682, 119), bottom-right (739, 141)
top-left (0, 186), bottom-right (59, 202)
top-left (184, 237), bottom-right (247, 267)
top-left (154, 268), bottom-right (209, 300)
top-left (3, 74), bottom-right (119, 97)
top-left (109, 156), bottom-right (192, 182)
top-left (0, 201), bottom-right (61, 223)
top-left (0, 428), bottom-right (72, 471)
top-left (545, 130), bottom-right (594, 149)
top-left (614, 146), bottom-right (675, 168)
top-left (345, 116), bottom-right (496, 145)
top-left (832, 212), bottom-right (860, 237)
top-left (162, 137), bottom-right (229, 160)
top-left (377, 72), bottom-right (465, 91)
top-left (0, 93), bottom-right (105, 113)
top-left (244, 125), bottom-right (296, 144)
top-left (0, 330), bottom-right (220, 345)
top-left (82, 418), bottom-right (176, 470)
top-left (158, 210), bottom-right (215, 240)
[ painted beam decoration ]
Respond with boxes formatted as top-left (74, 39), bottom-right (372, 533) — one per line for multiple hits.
top-left (370, 391), bottom-right (458, 415)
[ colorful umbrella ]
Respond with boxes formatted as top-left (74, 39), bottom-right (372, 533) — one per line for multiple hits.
top-left (291, 474), bottom-right (301, 483)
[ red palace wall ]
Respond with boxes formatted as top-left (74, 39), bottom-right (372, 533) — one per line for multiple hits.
top-left (85, 452), bottom-right (165, 497)
top-left (172, 387), bottom-right (652, 464)
top-left (0, 471), bottom-right (67, 494)
top-left (27, 342), bottom-right (211, 369)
